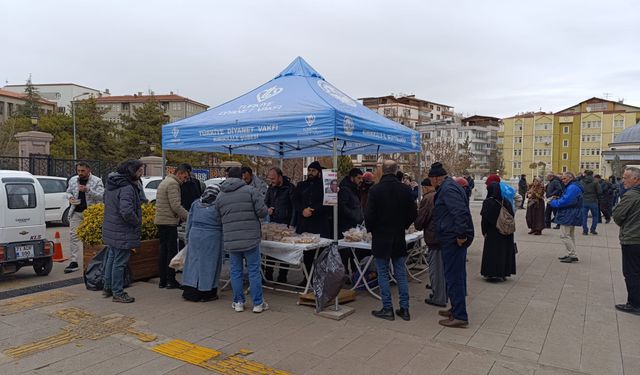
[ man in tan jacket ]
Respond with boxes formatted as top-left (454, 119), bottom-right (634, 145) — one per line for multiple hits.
top-left (154, 164), bottom-right (190, 289)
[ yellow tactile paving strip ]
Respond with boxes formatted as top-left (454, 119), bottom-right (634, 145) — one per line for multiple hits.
top-left (153, 340), bottom-right (292, 375)
top-left (3, 307), bottom-right (155, 359)
top-left (1, 304), bottom-right (292, 374)
top-left (0, 291), bottom-right (75, 316)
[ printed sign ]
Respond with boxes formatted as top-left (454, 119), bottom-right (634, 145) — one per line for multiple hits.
top-left (322, 171), bottom-right (338, 206)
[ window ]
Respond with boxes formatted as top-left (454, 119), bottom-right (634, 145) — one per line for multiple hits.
top-left (563, 140), bottom-right (569, 147)
top-left (37, 178), bottom-right (67, 193)
top-left (429, 105), bottom-right (434, 110)
top-left (515, 123), bottom-right (523, 131)
top-left (586, 102), bottom-right (607, 112)
top-left (0, 101), bottom-right (4, 115)
top-left (513, 161), bottom-right (522, 169)
top-left (581, 148), bottom-right (601, 156)
top-left (513, 149), bottom-right (522, 156)
top-left (402, 109), bottom-right (411, 117)
top-left (121, 103), bottom-right (130, 111)
top-left (563, 126), bottom-right (569, 134)
top-left (534, 149), bottom-right (551, 156)
top-left (562, 166), bottom-right (568, 172)
top-left (580, 162), bottom-right (600, 170)
top-left (436, 106), bottom-right (441, 111)
top-left (145, 180), bottom-right (161, 189)
top-left (581, 120), bottom-right (601, 129)
top-left (562, 153), bottom-right (568, 160)
top-left (172, 102), bottom-right (183, 111)
top-left (535, 122), bottom-right (552, 131)
top-left (430, 113), bottom-right (434, 119)
top-left (535, 136), bottom-right (552, 143)
top-left (6, 183), bottom-right (37, 209)
top-left (514, 137), bottom-right (523, 144)
top-left (614, 119), bottom-right (624, 128)
top-left (436, 115), bottom-right (441, 120)
top-left (581, 134), bottom-right (601, 142)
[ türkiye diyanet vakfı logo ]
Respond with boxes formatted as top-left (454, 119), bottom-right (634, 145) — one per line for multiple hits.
top-left (305, 114), bottom-right (315, 127)
top-left (317, 80), bottom-right (357, 107)
top-left (343, 116), bottom-right (354, 136)
top-left (217, 85), bottom-right (284, 116)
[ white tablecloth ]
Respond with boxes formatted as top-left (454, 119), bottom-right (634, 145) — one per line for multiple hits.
top-left (338, 231), bottom-right (423, 250)
top-left (260, 238), bottom-right (333, 265)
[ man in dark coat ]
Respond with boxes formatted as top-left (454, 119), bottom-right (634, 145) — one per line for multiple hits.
top-left (365, 160), bottom-right (417, 321)
top-left (518, 174), bottom-right (528, 208)
top-left (580, 170), bottom-right (602, 235)
top-left (102, 159), bottom-right (145, 303)
top-left (264, 167), bottom-right (295, 283)
top-left (549, 172), bottom-right (584, 263)
top-left (338, 168), bottom-right (364, 275)
top-left (431, 162), bottom-right (474, 328)
top-left (180, 164), bottom-right (204, 211)
top-left (292, 161), bottom-right (330, 284)
top-left (545, 172), bottom-right (564, 229)
top-left (595, 174), bottom-right (613, 224)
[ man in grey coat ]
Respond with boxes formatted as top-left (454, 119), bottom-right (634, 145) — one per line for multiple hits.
top-left (216, 167), bottom-right (269, 313)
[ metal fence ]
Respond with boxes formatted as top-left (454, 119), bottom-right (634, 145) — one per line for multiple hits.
top-left (0, 155), bottom-right (118, 181)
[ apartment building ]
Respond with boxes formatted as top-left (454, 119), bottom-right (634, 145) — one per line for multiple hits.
top-left (360, 94), bottom-right (455, 127)
top-left (95, 92), bottom-right (208, 123)
top-left (415, 115), bottom-right (500, 178)
top-left (501, 97), bottom-right (640, 179)
top-left (0, 89), bottom-right (57, 124)
top-left (2, 83), bottom-right (103, 113)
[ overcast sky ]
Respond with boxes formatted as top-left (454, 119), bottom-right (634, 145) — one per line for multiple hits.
top-left (2, 0), bottom-right (639, 118)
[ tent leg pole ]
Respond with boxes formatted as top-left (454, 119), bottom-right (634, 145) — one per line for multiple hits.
top-left (162, 150), bottom-right (166, 178)
top-left (417, 151), bottom-right (421, 179)
top-left (333, 138), bottom-right (338, 242)
top-left (280, 157), bottom-right (283, 169)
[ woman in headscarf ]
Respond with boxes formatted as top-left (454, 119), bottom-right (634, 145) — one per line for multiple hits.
top-left (181, 185), bottom-right (224, 302)
top-left (526, 177), bottom-right (546, 235)
top-left (480, 182), bottom-right (516, 281)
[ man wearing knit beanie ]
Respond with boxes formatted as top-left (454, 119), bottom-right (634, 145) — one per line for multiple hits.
top-left (429, 162), bottom-right (474, 328)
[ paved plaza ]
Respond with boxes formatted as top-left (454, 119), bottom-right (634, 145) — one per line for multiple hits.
top-left (0, 204), bottom-right (638, 375)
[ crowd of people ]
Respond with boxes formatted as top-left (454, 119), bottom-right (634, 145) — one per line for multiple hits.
top-left (63, 158), bottom-right (640, 320)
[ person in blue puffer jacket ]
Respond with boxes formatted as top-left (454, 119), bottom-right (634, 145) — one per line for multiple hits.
top-left (549, 172), bottom-right (584, 263)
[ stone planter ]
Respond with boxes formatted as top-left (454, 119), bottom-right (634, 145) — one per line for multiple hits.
top-left (83, 239), bottom-right (160, 281)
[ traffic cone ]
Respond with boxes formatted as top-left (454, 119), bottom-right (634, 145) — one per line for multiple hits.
top-left (52, 231), bottom-right (67, 262)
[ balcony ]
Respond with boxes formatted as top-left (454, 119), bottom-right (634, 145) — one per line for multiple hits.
top-left (442, 110), bottom-right (454, 117)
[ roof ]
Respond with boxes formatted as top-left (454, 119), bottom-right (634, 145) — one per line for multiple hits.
top-left (359, 94), bottom-right (453, 109)
top-left (612, 121), bottom-right (640, 144)
top-left (555, 97), bottom-right (640, 114)
top-left (462, 115), bottom-right (501, 122)
top-left (96, 94), bottom-right (208, 108)
top-left (0, 89), bottom-right (57, 106)
top-left (3, 83), bottom-right (100, 92)
top-left (501, 111), bottom-right (550, 120)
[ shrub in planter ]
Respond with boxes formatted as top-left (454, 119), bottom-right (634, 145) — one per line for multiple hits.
top-left (77, 203), bottom-right (160, 280)
top-left (77, 203), bottom-right (158, 244)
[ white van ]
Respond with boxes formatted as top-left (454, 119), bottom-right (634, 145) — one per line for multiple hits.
top-left (0, 170), bottom-right (53, 276)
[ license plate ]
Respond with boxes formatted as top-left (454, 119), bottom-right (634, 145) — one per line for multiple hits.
top-left (15, 245), bottom-right (34, 259)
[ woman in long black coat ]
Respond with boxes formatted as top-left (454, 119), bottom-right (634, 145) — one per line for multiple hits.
top-left (480, 182), bottom-right (517, 281)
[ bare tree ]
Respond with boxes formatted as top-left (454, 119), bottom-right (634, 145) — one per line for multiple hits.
top-left (422, 136), bottom-right (474, 176)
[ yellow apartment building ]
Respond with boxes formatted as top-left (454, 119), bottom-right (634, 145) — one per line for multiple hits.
top-left (501, 98), bottom-right (640, 179)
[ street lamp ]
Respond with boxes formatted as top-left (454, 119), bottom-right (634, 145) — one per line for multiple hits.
top-left (72, 92), bottom-right (91, 160)
top-left (30, 115), bottom-right (39, 131)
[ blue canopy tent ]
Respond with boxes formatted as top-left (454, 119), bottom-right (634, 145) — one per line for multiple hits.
top-left (161, 56), bottom-right (420, 240)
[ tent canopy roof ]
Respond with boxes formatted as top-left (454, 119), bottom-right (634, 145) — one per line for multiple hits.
top-left (162, 57), bottom-right (420, 158)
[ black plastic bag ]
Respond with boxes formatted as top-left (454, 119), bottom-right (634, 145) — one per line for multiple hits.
top-left (83, 247), bottom-right (132, 291)
top-left (311, 244), bottom-right (345, 313)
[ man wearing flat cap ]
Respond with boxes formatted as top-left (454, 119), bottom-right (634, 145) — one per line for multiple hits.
top-left (430, 162), bottom-right (474, 328)
top-left (292, 161), bottom-right (331, 284)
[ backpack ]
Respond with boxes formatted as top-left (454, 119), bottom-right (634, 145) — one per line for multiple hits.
top-left (493, 198), bottom-right (516, 235)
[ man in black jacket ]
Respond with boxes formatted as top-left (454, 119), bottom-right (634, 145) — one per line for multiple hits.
top-left (518, 174), bottom-right (528, 209)
top-left (595, 174), bottom-right (613, 223)
top-left (338, 168), bottom-right (364, 274)
top-left (366, 160), bottom-right (417, 321)
top-left (103, 159), bottom-right (144, 303)
top-left (264, 167), bottom-right (295, 283)
top-left (545, 173), bottom-right (564, 229)
top-left (293, 161), bottom-right (330, 284)
top-left (180, 164), bottom-right (204, 211)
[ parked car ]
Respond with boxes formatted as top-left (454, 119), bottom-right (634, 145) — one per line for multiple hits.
top-left (36, 176), bottom-right (71, 226)
top-left (1, 170), bottom-right (53, 276)
top-left (204, 177), bottom-right (226, 186)
top-left (142, 176), bottom-right (163, 203)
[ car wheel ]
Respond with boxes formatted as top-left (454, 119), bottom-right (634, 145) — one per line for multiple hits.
top-left (61, 207), bottom-right (70, 226)
top-left (33, 258), bottom-right (53, 276)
